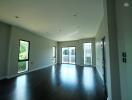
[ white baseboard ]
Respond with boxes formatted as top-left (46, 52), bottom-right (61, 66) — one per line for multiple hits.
top-left (0, 76), bottom-right (6, 80)
top-left (29, 64), bottom-right (53, 72)
top-left (107, 97), bottom-right (110, 100)
top-left (6, 74), bottom-right (18, 79)
top-left (6, 64), bottom-right (54, 79)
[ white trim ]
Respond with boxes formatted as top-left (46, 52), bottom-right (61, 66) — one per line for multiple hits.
top-left (6, 64), bottom-right (54, 79)
top-left (107, 97), bottom-right (110, 100)
top-left (6, 74), bottom-right (18, 79)
top-left (0, 76), bottom-right (6, 80)
top-left (29, 64), bottom-right (53, 72)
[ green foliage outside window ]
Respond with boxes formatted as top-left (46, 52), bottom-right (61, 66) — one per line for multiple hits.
top-left (18, 40), bottom-right (29, 73)
top-left (19, 41), bottom-right (29, 60)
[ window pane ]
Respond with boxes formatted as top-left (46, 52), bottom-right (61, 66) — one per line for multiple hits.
top-left (84, 43), bottom-right (92, 66)
top-left (62, 48), bottom-right (69, 63)
top-left (63, 50), bottom-right (69, 55)
top-left (18, 61), bottom-right (28, 73)
top-left (69, 47), bottom-right (75, 64)
top-left (53, 47), bottom-right (55, 58)
top-left (53, 47), bottom-right (56, 64)
top-left (19, 40), bottom-right (29, 60)
top-left (62, 47), bottom-right (75, 64)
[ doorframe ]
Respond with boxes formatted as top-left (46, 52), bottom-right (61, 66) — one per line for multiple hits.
top-left (101, 37), bottom-right (108, 99)
top-left (61, 47), bottom-right (76, 64)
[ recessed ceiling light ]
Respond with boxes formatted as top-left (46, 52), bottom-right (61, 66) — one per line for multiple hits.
top-left (73, 14), bottom-right (77, 17)
top-left (15, 16), bottom-right (20, 19)
top-left (123, 2), bottom-right (130, 7)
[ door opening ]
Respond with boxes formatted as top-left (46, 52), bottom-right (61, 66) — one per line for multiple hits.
top-left (101, 37), bottom-right (108, 99)
top-left (83, 43), bottom-right (92, 66)
top-left (62, 47), bottom-right (75, 64)
top-left (18, 40), bottom-right (30, 73)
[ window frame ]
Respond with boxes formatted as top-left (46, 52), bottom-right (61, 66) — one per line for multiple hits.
top-left (18, 39), bottom-right (30, 73)
top-left (61, 47), bottom-right (76, 64)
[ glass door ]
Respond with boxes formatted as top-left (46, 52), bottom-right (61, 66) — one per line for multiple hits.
top-left (69, 47), bottom-right (75, 64)
top-left (84, 43), bottom-right (92, 66)
top-left (62, 47), bottom-right (75, 64)
top-left (53, 46), bottom-right (56, 64)
top-left (18, 40), bottom-right (30, 73)
top-left (62, 48), bottom-right (69, 63)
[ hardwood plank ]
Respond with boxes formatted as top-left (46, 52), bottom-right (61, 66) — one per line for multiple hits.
top-left (0, 64), bottom-right (106, 100)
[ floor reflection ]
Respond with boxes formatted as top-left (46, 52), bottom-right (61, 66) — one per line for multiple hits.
top-left (51, 65), bottom-right (57, 86)
top-left (0, 64), bottom-right (105, 100)
top-left (60, 64), bottom-right (78, 88)
top-left (51, 64), bottom-right (95, 91)
top-left (13, 75), bottom-right (29, 100)
top-left (82, 67), bottom-right (95, 91)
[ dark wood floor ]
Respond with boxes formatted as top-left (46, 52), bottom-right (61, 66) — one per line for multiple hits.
top-left (0, 64), bottom-right (106, 100)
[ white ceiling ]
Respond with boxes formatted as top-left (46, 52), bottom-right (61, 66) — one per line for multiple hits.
top-left (0, 0), bottom-right (104, 41)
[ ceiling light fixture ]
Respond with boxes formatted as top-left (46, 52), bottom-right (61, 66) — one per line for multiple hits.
top-left (73, 14), bottom-right (77, 17)
top-left (15, 16), bottom-right (20, 19)
top-left (123, 2), bottom-right (130, 7)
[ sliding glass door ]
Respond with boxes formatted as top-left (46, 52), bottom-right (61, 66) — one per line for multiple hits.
top-left (62, 48), bottom-right (69, 63)
top-left (62, 47), bottom-right (75, 64)
top-left (69, 47), bottom-right (75, 64)
top-left (83, 43), bottom-right (92, 66)
top-left (18, 40), bottom-right (30, 73)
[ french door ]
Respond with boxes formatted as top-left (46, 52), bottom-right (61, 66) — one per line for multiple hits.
top-left (62, 47), bottom-right (75, 64)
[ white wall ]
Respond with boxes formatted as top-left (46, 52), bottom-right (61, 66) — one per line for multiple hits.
top-left (7, 26), bottom-right (57, 78)
top-left (106, 0), bottom-right (121, 100)
top-left (0, 22), bottom-right (11, 79)
top-left (57, 38), bottom-right (95, 67)
top-left (95, 14), bottom-right (112, 100)
top-left (116, 0), bottom-right (132, 100)
top-left (96, 0), bottom-right (121, 100)
top-left (96, 17), bottom-right (106, 80)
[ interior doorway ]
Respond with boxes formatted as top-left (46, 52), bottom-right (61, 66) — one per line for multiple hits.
top-left (83, 43), bottom-right (92, 66)
top-left (62, 47), bottom-right (75, 64)
top-left (101, 37), bottom-right (108, 99)
top-left (18, 40), bottom-right (30, 73)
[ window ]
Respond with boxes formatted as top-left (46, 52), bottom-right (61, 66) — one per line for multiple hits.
top-left (63, 49), bottom-right (69, 55)
top-left (53, 46), bottom-right (56, 64)
top-left (84, 43), bottom-right (92, 66)
top-left (62, 47), bottom-right (75, 64)
top-left (18, 40), bottom-right (30, 73)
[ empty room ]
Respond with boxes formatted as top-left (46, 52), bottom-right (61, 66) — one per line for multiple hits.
top-left (0, 0), bottom-right (132, 100)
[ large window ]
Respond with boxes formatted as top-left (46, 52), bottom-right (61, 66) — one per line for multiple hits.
top-left (18, 40), bottom-right (30, 73)
top-left (84, 43), bottom-right (92, 66)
